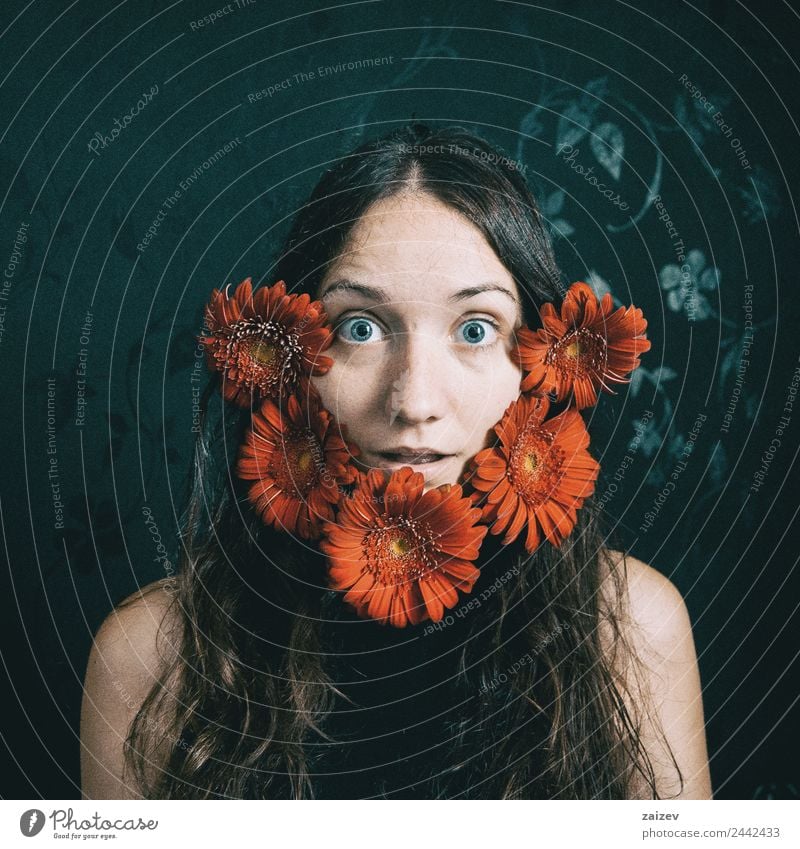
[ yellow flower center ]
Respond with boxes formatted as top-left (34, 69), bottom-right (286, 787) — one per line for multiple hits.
top-left (363, 518), bottom-right (438, 584)
top-left (509, 428), bottom-right (563, 506)
top-left (390, 536), bottom-right (411, 557)
top-left (523, 452), bottom-right (539, 473)
top-left (270, 430), bottom-right (321, 494)
top-left (296, 450), bottom-right (313, 474)
top-left (247, 339), bottom-right (277, 365)
top-left (547, 329), bottom-right (606, 378)
top-left (225, 318), bottom-right (303, 399)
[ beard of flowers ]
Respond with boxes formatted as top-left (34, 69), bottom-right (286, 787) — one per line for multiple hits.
top-left (204, 278), bottom-right (648, 627)
top-left (234, 359), bottom-right (592, 625)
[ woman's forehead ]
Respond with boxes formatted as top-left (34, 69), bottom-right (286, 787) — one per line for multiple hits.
top-left (320, 192), bottom-right (518, 303)
top-left (342, 192), bottom-right (496, 257)
top-left (319, 275), bottom-right (520, 314)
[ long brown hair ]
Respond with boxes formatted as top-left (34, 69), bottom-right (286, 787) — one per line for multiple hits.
top-left (124, 124), bottom-right (674, 798)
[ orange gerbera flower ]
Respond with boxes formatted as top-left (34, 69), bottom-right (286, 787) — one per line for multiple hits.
top-left (201, 277), bottom-right (334, 408)
top-left (511, 281), bottom-right (651, 409)
top-left (236, 379), bottom-right (359, 540)
top-left (320, 467), bottom-right (488, 628)
top-left (467, 394), bottom-right (599, 553)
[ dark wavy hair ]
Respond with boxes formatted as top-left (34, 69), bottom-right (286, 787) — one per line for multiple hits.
top-left (124, 123), bottom-right (674, 798)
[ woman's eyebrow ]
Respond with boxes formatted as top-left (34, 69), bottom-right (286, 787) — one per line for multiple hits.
top-left (320, 279), bottom-right (386, 301)
top-left (451, 283), bottom-right (519, 306)
top-left (320, 278), bottom-right (519, 306)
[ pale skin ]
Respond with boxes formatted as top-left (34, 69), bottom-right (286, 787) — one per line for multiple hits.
top-left (80, 191), bottom-right (712, 799)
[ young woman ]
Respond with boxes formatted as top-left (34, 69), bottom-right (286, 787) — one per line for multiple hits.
top-left (80, 124), bottom-right (712, 800)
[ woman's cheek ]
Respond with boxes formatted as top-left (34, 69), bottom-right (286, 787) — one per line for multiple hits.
top-left (463, 349), bottom-right (521, 400)
top-left (308, 372), bottom-right (337, 416)
top-left (312, 361), bottom-right (373, 420)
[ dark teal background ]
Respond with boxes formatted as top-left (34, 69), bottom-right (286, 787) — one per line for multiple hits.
top-left (1, 0), bottom-right (798, 798)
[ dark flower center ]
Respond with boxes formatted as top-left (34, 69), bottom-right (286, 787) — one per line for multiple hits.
top-left (246, 339), bottom-right (278, 365)
top-left (363, 517), bottom-right (438, 584)
top-left (270, 429), bottom-right (322, 494)
top-left (508, 427), bottom-right (564, 506)
top-left (226, 318), bottom-right (303, 395)
top-left (547, 328), bottom-right (607, 378)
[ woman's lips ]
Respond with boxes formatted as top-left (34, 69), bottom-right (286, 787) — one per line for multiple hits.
top-left (373, 451), bottom-right (453, 471)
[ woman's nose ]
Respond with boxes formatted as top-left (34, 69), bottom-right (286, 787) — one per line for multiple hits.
top-left (385, 331), bottom-right (451, 425)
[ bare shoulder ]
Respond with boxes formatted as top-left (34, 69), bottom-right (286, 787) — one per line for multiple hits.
top-left (87, 578), bottom-right (180, 691)
top-left (600, 548), bottom-right (690, 641)
top-left (80, 579), bottom-right (181, 799)
top-left (600, 548), bottom-right (713, 799)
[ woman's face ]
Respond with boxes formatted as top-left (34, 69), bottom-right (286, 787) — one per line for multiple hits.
top-left (311, 190), bottom-right (524, 492)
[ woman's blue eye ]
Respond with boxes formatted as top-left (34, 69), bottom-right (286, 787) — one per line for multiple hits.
top-left (338, 317), bottom-right (382, 344)
top-left (459, 319), bottom-right (499, 346)
top-left (336, 316), bottom-right (499, 347)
